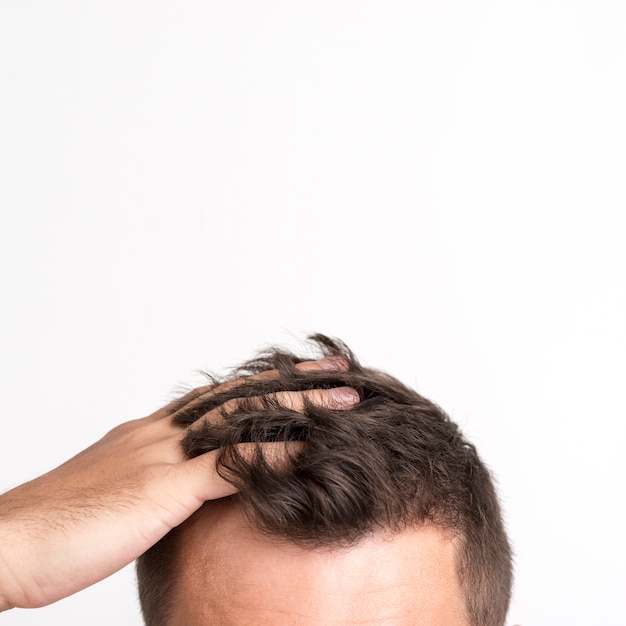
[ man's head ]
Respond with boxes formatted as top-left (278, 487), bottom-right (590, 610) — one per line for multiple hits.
top-left (137, 335), bottom-right (512, 625)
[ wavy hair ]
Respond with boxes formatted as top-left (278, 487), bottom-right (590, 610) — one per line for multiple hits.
top-left (137, 335), bottom-right (512, 626)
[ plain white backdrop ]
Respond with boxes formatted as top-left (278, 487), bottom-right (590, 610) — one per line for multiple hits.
top-left (1, 1), bottom-right (624, 624)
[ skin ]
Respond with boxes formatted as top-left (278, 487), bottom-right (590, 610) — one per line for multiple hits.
top-left (0, 357), bottom-right (357, 612)
top-left (169, 499), bottom-right (470, 626)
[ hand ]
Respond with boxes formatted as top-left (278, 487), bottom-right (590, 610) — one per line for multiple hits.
top-left (0, 358), bottom-right (357, 612)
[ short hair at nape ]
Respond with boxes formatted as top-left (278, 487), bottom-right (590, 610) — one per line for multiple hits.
top-left (137, 334), bottom-right (512, 626)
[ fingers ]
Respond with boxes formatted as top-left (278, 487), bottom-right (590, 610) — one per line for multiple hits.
top-left (295, 356), bottom-right (349, 373)
top-left (215, 355), bottom-right (349, 392)
top-left (162, 357), bottom-right (350, 424)
top-left (185, 386), bottom-right (359, 437)
top-left (230, 385), bottom-right (359, 413)
top-left (184, 441), bottom-right (305, 502)
top-left (218, 385), bottom-right (359, 417)
top-left (182, 447), bottom-right (239, 501)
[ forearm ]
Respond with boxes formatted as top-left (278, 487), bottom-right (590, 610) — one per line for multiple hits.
top-left (0, 555), bottom-right (13, 612)
top-left (0, 358), bottom-right (352, 611)
top-left (0, 485), bottom-right (59, 611)
top-left (0, 509), bottom-right (22, 612)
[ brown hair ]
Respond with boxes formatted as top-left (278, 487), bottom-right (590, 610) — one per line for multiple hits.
top-left (137, 335), bottom-right (512, 625)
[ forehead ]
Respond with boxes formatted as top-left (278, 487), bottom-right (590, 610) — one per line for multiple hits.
top-left (168, 499), bottom-right (468, 626)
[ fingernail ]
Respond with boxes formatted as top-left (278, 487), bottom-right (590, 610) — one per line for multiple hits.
top-left (330, 386), bottom-right (359, 405)
top-left (317, 356), bottom-right (349, 371)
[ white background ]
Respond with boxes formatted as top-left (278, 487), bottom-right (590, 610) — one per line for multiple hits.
top-left (1, 1), bottom-right (624, 625)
